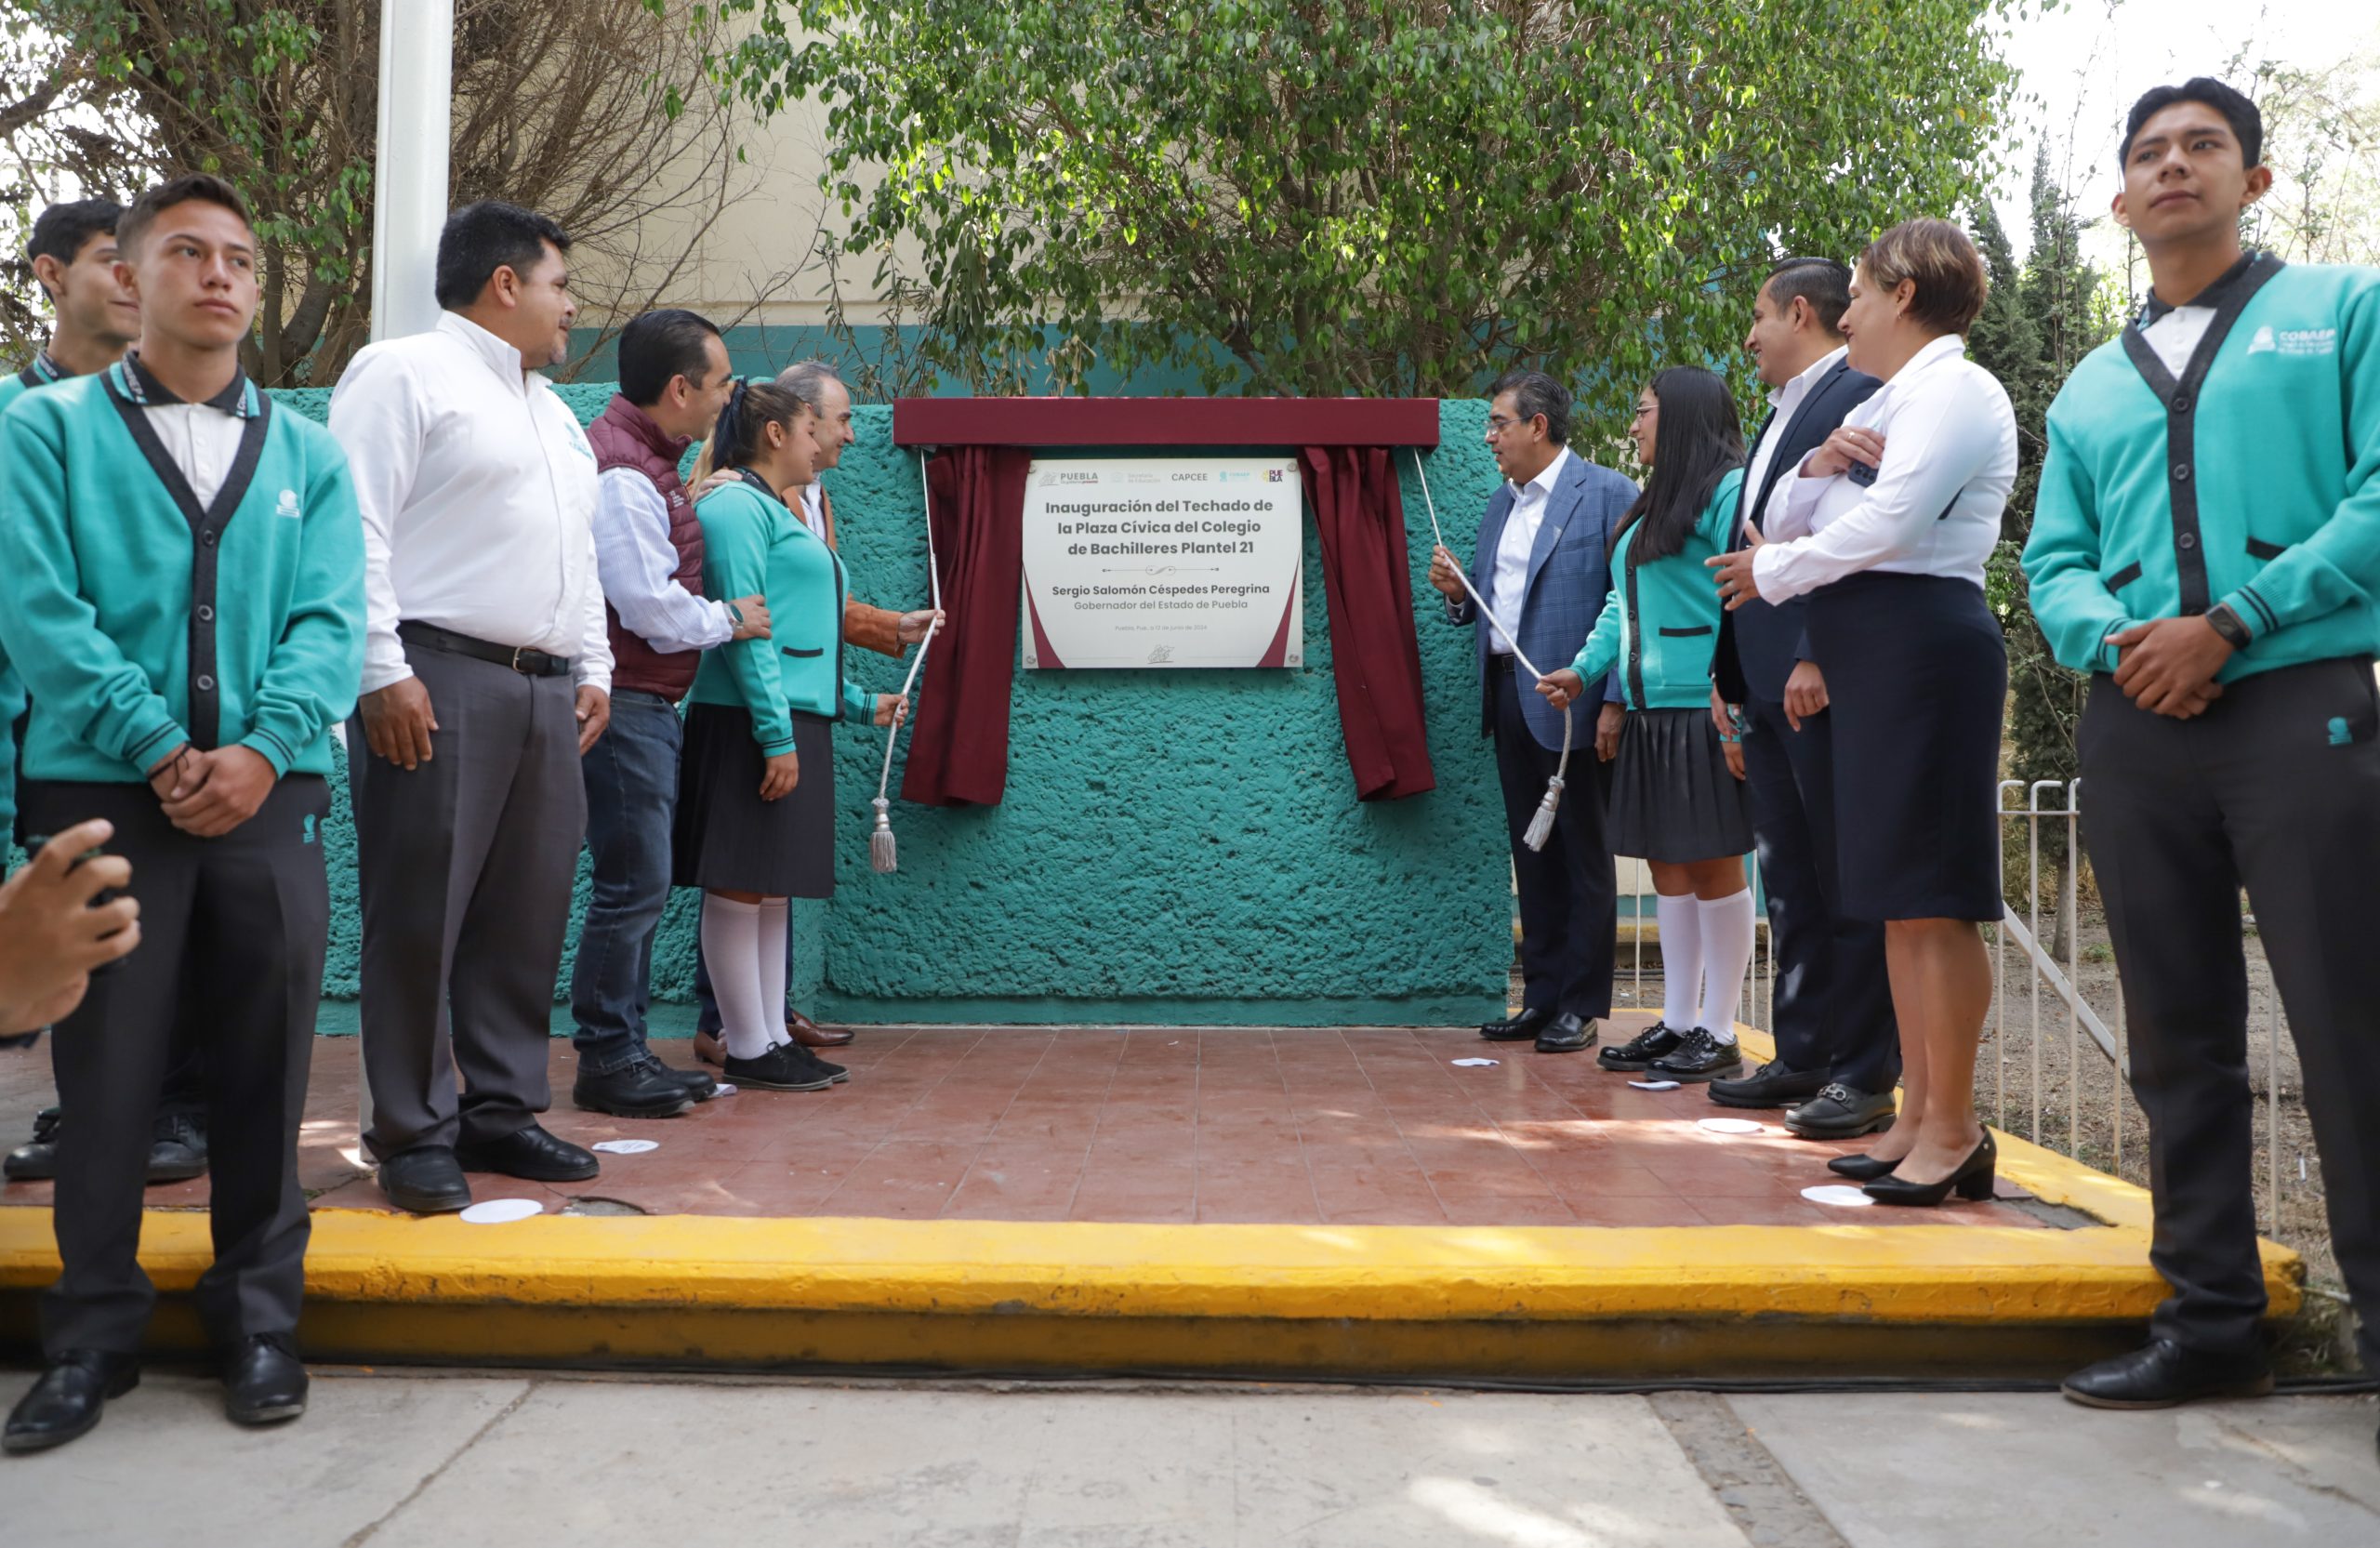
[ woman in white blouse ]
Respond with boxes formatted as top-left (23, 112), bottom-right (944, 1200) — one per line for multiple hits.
top-left (1709, 218), bottom-right (2018, 1207)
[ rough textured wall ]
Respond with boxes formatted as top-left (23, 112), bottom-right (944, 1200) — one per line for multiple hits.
top-left (282, 389), bottom-right (1520, 1027)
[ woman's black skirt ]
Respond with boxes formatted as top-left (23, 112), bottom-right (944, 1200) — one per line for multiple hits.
top-left (1607, 707), bottom-right (1754, 863)
top-left (1805, 571), bottom-right (2006, 922)
top-left (672, 703), bottom-right (836, 898)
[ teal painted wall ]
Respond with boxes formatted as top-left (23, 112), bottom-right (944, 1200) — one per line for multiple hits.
top-left (279, 390), bottom-right (1520, 1028)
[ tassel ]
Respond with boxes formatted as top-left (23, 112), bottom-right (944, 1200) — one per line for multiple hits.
top-left (869, 796), bottom-right (898, 874)
top-left (1523, 774), bottom-right (1564, 853)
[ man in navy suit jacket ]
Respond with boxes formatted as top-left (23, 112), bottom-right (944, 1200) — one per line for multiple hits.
top-left (1429, 370), bottom-right (1636, 1054)
top-left (1706, 258), bottom-right (1900, 1136)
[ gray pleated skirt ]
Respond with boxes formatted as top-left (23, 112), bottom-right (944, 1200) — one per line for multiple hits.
top-left (1606, 707), bottom-right (1754, 862)
top-left (672, 704), bottom-right (836, 898)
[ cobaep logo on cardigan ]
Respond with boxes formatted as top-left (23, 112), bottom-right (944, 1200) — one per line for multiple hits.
top-left (275, 489), bottom-right (300, 519)
top-left (2247, 325), bottom-right (2336, 357)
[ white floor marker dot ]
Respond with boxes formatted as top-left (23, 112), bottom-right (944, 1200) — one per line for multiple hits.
top-left (459, 1198), bottom-right (544, 1224)
top-left (1450, 1057), bottom-right (1501, 1067)
top-left (1628, 1079), bottom-right (1683, 1092)
top-left (1802, 1184), bottom-right (1875, 1208)
top-left (1698, 1118), bottom-right (1764, 1135)
top-left (590, 1139), bottom-right (659, 1155)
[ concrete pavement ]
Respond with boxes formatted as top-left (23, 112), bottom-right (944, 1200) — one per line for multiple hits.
top-left (2, 1371), bottom-right (2373, 1547)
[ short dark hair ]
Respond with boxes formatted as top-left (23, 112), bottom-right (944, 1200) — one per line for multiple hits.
top-left (2121, 77), bottom-right (2263, 170)
top-left (434, 201), bottom-right (571, 310)
top-left (1488, 368), bottom-right (1570, 443)
top-left (617, 309), bottom-right (723, 407)
top-left (116, 174), bottom-right (251, 260)
top-left (1858, 218), bottom-right (1990, 337)
top-left (27, 199), bottom-right (125, 282)
top-left (1763, 257), bottom-right (1853, 337)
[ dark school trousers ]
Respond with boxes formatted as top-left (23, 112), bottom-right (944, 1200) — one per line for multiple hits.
top-left (350, 640), bottom-right (587, 1158)
top-left (2079, 657), bottom-right (2380, 1371)
top-left (1491, 655), bottom-right (1616, 1020)
top-left (1739, 695), bottom-right (1898, 1092)
top-left (20, 776), bottom-right (329, 1357)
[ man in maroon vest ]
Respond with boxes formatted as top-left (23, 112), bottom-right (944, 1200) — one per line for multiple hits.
top-left (570, 310), bottom-right (770, 1118)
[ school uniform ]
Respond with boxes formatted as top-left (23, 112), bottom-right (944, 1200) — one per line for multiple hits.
top-left (2023, 254), bottom-right (2380, 1375)
top-left (1713, 351), bottom-right (1898, 1101)
top-left (674, 472), bottom-right (879, 898)
top-left (1754, 334), bottom-right (2016, 923)
top-left (0, 356), bottom-right (364, 1358)
top-left (1566, 468), bottom-right (1752, 862)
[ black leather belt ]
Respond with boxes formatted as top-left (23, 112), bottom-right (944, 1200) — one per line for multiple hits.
top-left (1489, 653), bottom-right (1519, 675)
top-left (398, 620), bottom-right (574, 678)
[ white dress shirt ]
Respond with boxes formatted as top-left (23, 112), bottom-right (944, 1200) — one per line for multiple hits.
top-left (116, 353), bottom-right (248, 505)
top-left (1740, 346), bottom-right (1848, 540)
top-left (797, 481), bottom-right (828, 541)
top-left (592, 469), bottom-right (734, 656)
top-left (1487, 446), bottom-right (1572, 653)
top-left (2137, 304), bottom-right (2216, 376)
top-left (329, 311), bottom-right (613, 695)
top-left (1752, 335), bottom-right (2016, 602)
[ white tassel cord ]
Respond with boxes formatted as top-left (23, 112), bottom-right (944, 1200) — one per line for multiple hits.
top-left (869, 452), bottom-right (947, 873)
top-left (1408, 449), bottom-right (1573, 853)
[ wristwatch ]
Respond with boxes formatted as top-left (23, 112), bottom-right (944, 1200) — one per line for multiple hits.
top-left (2203, 602), bottom-right (2252, 650)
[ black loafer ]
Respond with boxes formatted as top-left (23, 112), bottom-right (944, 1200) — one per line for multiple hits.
top-left (1533, 1012), bottom-right (1596, 1053)
top-left (147, 1110), bottom-right (209, 1184)
top-left (377, 1145), bottom-right (473, 1214)
top-left (3, 1350), bottom-right (138, 1454)
top-left (572, 1057), bottom-right (696, 1119)
top-left (2061, 1338), bottom-right (2274, 1409)
top-left (1707, 1062), bottom-right (1827, 1109)
top-left (1647, 1028), bottom-right (1743, 1082)
top-left (456, 1123), bottom-right (601, 1183)
top-left (1785, 1083), bottom-right (1898, 1139)
top-left (1596, 1022), bottom-right (1684, 1071)
top-left (1479, 1007), bottom-right (1554, 1042)
top-left (4, 1106), bottom-right (61, 1182)
top-left (221, 1334), bottom-right (308, 1425)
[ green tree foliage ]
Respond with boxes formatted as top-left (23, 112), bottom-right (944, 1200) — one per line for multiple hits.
top-left (1969, 148), bottom-right (2112, 940)
top-left (700, 0), bottom-right (2023, 421)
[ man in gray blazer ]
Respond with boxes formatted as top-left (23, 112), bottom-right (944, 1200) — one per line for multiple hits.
top-left (1429, 370), bottom-right (1635, 1052)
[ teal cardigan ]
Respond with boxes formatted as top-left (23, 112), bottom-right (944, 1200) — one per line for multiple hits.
top-left (1567, 468), bottom-right (1743, 710)
top-left (0, 364), bottom-right (55, 835)
top-left (0, 364), bottom-right (364, 791)
top-left (686, 475), bottom-right (877, 750)
top-left (2026, 258), bottom-right (2380, 681)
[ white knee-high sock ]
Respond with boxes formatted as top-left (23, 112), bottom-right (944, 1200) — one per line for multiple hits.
top-left (1696, 888), bottom-right (1757, 1044)
top-left (701, 894), bottom-right (772, 1060)
top-left (756, 898), bottom-right (790, 1038)
top-left (1655, 892), bottom-right (1701, 1030)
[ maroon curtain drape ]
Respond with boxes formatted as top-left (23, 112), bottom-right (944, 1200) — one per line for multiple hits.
top-left (901, 445), bottom-right (1032, 807)
top-left (1300, 445), bottom-right (1436, 800)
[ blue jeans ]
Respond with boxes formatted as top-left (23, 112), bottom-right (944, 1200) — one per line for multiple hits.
top-left (570, 691), bottom-right (682, 1074)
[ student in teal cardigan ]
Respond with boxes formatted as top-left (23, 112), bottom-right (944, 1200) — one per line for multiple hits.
top-left (672, 378), bottom-right (906, 1093)
top-left (0, 174), bottom-right (364, 1455)
top-left (1540, 367), bottom-right (1755, 1085)
top-left (2024, 77), bottom-right (2380, 1424)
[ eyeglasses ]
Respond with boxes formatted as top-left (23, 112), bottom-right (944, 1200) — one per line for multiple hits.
top-left (1486, 414), bottom-right (1538, 433)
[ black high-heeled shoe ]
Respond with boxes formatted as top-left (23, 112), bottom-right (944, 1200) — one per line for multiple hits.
top-left (1862, 1131), bottom-right (1996, 1206)
top-left (1827, 1152), bottom-right (1900, 1181)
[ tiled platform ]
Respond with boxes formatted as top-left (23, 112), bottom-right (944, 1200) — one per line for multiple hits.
top-left (0, 1015), bottom-right (2302, 1378)
top-left (3, 1018), bottom-right (2046, 1230)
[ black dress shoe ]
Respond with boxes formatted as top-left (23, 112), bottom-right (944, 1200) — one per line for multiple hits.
top-left (1708, 1061), bottom-right (1828, 1109)
top-left (1863, 1131), bottom-right (1996, 1206)
top-left (221, 1334), bottom-right (309, 1425)
top-left (1479, 1007), bottom-right (1554, 1042)
top-left (1596, 1022), bottom-right (1684, 1071)
top-left (572, 1057), bottom-right (696, 1119)
top-left (1826, 1151), bottom-right (1900, 1181)
top-left (3, 1350), bottom-right (138, 1454)
top-left (456, 1123), bottom-right (601, 1183)
top-left (722, 1042), bottom-right (838, 1092)
top-left (4, 1105), bottom-right (61, 1182)
top-left (659, 1057), bottom-right (720, 1102)
top-left (1648, 1028), bottom-right (1743, 1082)
top-left (1533, 1012), bottom-right (1596, 1053)
top-left (147, 1109), bottom-right (209, 1184)
top-left (378, 1145), bottom-right (472, 1214)
top-left (2061, 1337), bottom-right (2274, 1409)
top-left (1784, 1083), bottom-right (1899, 1139)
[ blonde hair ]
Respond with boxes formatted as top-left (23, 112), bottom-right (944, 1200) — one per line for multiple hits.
top-left (1858, 218), bottom-right (1990, 337)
